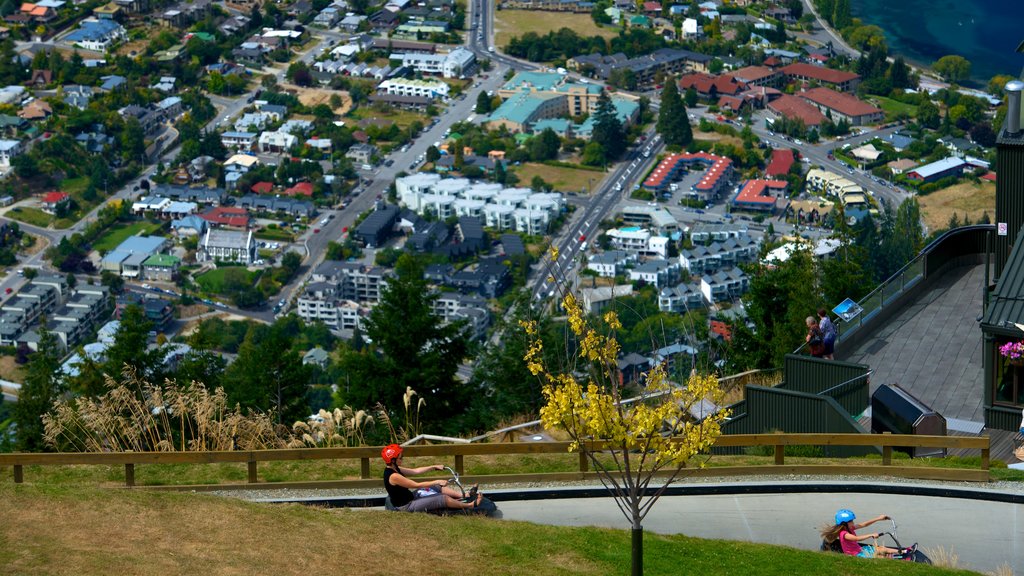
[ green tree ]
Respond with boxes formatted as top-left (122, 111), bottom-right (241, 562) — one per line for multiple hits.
top-left (831, 0), bottom-right (851, 29)
top-left (104, 304), bottom-right (159, 381)
top-left (493, 159), bottom-right (507, 184)
top-left (933, 55), bottom-right (971, 84)
top-left (475, 90), bottom-right (492, 114)
top-left (222, 322), bottom-right (311, 424)
top-left (339, 254), bottom-right (472, 432)
top-left (591, 91), bottom-right (625, 163)
top-left (729, 246), bottom-right (821, 371)
top-left (916, 99), bottom-right (940, 129)
top-left (684, 86), bottom-right (698, 108)
top-left (529, 128), bottom-right (560, 161)
top-left (426, 145), bottom-right (441, 164)
top-left (14, 328), bottom-right (64, 451)
top-left (657, 81), bottom-right (692, 147)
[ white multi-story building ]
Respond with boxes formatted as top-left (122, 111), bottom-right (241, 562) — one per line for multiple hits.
top-left (197, 228), bottom-right (255, 264)
top-left (377, 78), bottom-right (450, 99)
top-left (397, 175), bottom-right (561, 234)
top-left (392, 47), bottom-right (476, 78)
top-left (587, 250), bottom-right (637, 277)
top-left (607, 227), bottom-right (669, 258)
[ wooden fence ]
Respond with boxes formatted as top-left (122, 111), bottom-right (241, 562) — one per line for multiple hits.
top-left (0, 433), bottom-right (992, 490)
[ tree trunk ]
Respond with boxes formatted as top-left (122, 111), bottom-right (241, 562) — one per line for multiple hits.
top-left (631, 525), bottom-right (643, 576)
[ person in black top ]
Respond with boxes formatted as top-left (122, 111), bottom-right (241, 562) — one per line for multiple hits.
top-left (381, 444), bottom-right (483, 512)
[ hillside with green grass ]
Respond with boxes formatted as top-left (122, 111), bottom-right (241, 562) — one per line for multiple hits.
top-left (0, 483), bottom-right (982, 576)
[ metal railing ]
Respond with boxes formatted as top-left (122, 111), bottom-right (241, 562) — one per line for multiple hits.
top-left (0, 433), bottom-right (991, 489)
top-left (796, 225), bottom-right (993, 354)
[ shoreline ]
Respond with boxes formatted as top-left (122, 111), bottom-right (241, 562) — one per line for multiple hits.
top-left (798, 0), bottom-right (956, 92)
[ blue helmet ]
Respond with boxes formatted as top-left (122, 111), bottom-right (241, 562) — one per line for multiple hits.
top-left (835, 509), bottom-right (856, 525)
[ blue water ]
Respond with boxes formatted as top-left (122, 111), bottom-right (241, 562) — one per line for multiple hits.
top-left (851, 0), bottom-right (1024, 86)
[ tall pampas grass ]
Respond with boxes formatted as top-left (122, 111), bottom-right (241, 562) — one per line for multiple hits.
top-left (43, 368), bottom-right (286, 452)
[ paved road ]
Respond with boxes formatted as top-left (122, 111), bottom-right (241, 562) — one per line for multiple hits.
top-left (496, 483), bottom-right (1024, 574)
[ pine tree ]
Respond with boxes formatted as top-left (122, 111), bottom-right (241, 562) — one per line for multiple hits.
top-left (591, 91), bottom-right (625, 162)
top-left (222, 323), bottom-right (310, 425)
top-left (657, 80), bottom-right (692, 147)
top-left (14, 328), bottom-right (64, 451)
top-left (475, 90), bottom-right (491, 114)
top-left (340, 254), bottom-right (472, 432)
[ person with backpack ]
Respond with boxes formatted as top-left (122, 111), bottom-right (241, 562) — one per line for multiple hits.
top-left (818, 308), bottom-right (837, 360)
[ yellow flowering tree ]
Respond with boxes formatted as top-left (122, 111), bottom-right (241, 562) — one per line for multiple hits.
top-left (522, 255), bottom-right (729, 576)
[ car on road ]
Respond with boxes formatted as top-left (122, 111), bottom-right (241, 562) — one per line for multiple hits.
top-left (385, 159), bottom-right (394, 167)
top-left (320, 218), bottom-right (329, 225)
top-left (142, 283), bottom-right (151, 289)
top-left (313, 228), bottom-right (320, 233)
top-left (4, 287), bottom-right (10, 294)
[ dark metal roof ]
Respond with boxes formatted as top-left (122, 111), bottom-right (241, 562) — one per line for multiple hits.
top-left (982, 221), bottom-right (1024, 335)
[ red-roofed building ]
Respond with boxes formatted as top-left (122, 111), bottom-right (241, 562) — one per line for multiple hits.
top-left (982, 172), bottom-right (996, 182)
top-left (642, 1), bottom-right (661, 15)
top-left (284, 182), bottom-right (314, 197)
top-left (643, 152), bottom-right (733, 199)
top-left (678, 72), bottom-right (747, 100)
top-left (780, 62), bottom-right (860, 92)
top-left (717, 95), bottom-right (750, 114)
top-left (709, 319), bottom-right (732, 342)
top-left (724, 66), bottom-right (782, 88)
top-left (767, 94), bottom-right (826, 127)
top-left (201, 206), bottom-right (251, 228)
top-left (732, 179), bottom-right (786, 212)
top-left (765, 149), bottom-right (795, 178)
top-left (41, 191), bottom-right (69, 214)
top-left (250, 181), bottom-right (274, 194)
top-left (807, 53), bottom-right (830, 65)
top-left (798, 87), bottom-right (884, 126)
top-left (763, 56), bottom-right (782, 68)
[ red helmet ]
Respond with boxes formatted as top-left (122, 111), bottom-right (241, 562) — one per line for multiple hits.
top-left (381, 443), bottom-right (403, 465)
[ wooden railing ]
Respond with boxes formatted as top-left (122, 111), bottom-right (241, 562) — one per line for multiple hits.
top-left (0, 433), bottom-right (992, 489)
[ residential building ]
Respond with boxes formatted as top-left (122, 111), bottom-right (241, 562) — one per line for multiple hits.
top-left (64, 19), bottom-right (126, 51)
top-left (353, 205), bottom-right (399, 248)
top-left (798, 87), bottom-right (883, 126)
top-left (221, 131), bottom-right (257, 150)
top-left (141, 253), bottom-right (180, 281)
top-left (377, 78), bottom-right (450, 99)
top-left (780, 62), bottom-right (860, 92)
top-left (258, 131), bottom-right (297, 154)
top-left (700, 267), bottom-right (748, 303)
top-left (658, 283), bottom-right (704, 313)
top-left (393, 47), bottom-right (475, 78)
top-left (767, 94), bottom-right (826, 127)
top-left (0, 139), bottom-right (21, 167)
top-left (628, 259), bottom-right (680, 288)
top-left (40, 191), bottom-right (69, 214)
top-left (731, 179), bottom-right (786, 213)
top-left (643, 152), bottom-right (733, 199)
top-left (346, 143), bottom-right (377, 164)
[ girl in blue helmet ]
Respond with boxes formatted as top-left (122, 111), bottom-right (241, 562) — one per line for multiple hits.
top-left (821, 509), bottom-right (900, 558)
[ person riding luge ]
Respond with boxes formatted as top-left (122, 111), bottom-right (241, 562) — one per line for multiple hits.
top-left (381, 444), bottom-right (483, 512)
top-left (821, 509), bottom-right (902, 559)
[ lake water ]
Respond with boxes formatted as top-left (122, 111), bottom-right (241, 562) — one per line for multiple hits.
top-left (850, 0), bottom-right (1024, 86)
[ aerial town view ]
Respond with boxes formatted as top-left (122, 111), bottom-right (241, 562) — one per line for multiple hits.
top-left (1, 0), bottom-right (1023, 573)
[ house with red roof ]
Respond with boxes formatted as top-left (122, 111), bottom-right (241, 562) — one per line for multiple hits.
top-left (763, 56), bottom-right (782, 68)
top-left (731, 179), bottom-right (786, 212)
top-left (678, 72), bottom-right (747, 100)
top-left (642, 1), bottom-right (661, 15)
top-left (724, 66), bottom-right (782, 88)
top-left (284, 182), bottom-right (314, 197)
top-left (797, 87), bottom-right (883, 126)
top-left (767, 94), bottom-right (826, 127)
top-left (765, 149), bottom-right (795, 178)
top-left (41, 191), bottom-right (69, 214)
top-left (709, 319), bottom-right (732, 342)
top-left (201, 206), bottom-right (250, 228)
top-left (717, 95), bottom-right (750, 114)
top-left (780, 62), bottom-right (860, 92)
top-left (18, 2), bottom-right (56, 21)
top-left (250, 181), bottom-right (274, 194)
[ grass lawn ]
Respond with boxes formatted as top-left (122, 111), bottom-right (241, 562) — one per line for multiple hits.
top-left (347, 106), bottom-right (427, 129)
top-left (0, 483), bottom-right (984, 576)
top-left (6, 207), bottom-right (53, 228)
top-left (60, 176), bottom-right (90, 195)
top-left (513, 162), bottom-right (607, 193)
top-left (194, 267), bottom-right (259, 294)
top-left (916, 180), bottom-right (995, 232)
top-left (493, 8), bottom-right (620, 48)
top-left (868, 96), bottom-right (919, 121)
top-left (92, 221), bottom-right (165, 253)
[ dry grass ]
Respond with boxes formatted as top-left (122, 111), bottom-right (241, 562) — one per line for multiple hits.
top-left (693, 131), bottom-right (745, 148)
top-left (0, 354), bottom-right (25, 383)
top-left (928, 546), bottom-right (961, 569)
top-left (916, 181), bottom-right (995, 232)
top-left (513, 162), bottom-right (606, 193)
top-left (279, 83), bottom-right (353, 115)
top-left (493, 9), bottom-right (620, 48)
top-left (988, 565), bottom-right (1015, 576)
top-left (0, 483), bottom-right (980, 576)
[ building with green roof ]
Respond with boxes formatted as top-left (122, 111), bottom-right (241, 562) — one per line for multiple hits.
top-left (486, 92), bottom-right (566, 133)
top-left (574, 96), bottom-right (641, 139)
top-left (501, 71), bottom-right (566, 93)
top-left (142, 253), bottom-right (181, 282)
